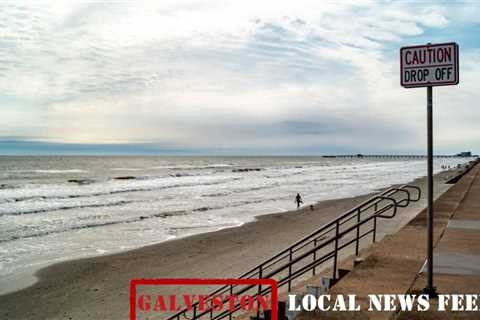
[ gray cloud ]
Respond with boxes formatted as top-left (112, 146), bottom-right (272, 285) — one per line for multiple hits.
top-left (0, 1), bottom-right (477, 154)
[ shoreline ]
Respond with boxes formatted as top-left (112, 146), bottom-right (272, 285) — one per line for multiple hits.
top-left (0, 169), bottom-right (460, 319)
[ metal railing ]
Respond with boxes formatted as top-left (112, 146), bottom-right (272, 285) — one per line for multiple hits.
top-left (165, 185), bottom-right (421, 320)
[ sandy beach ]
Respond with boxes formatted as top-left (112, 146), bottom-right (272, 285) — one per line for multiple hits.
top-left (0, 169), bottom-right (459, 320)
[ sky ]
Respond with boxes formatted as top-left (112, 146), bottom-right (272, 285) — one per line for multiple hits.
top-left (0, 0), bottom-right (479, 155)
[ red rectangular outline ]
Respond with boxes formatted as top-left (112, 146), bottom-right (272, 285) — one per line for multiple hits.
top-left (400, 42), bottom-right (459, 88)
top-left (130, 278), bottom-right (278, 320)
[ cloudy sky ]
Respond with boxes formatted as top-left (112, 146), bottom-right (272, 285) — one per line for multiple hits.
top-left (1, 0), bottom-right (479, 155)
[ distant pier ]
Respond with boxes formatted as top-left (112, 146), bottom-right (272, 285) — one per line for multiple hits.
top-left (323, 154), bottom-right (478, 159)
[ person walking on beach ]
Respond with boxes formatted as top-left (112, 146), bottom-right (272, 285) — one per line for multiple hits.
top-left (295, 193), bottom-right (303, 209)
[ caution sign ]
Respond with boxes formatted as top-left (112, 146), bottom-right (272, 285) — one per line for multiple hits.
top-left (400, 42), bottom-right (459, 88)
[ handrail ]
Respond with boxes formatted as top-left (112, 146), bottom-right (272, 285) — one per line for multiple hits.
top-left (250, 185), bottom-right (420, 277)
top-left (165, 184), bottom-right (421, 320)
top-left (251, 185), bottom-right (418, 274)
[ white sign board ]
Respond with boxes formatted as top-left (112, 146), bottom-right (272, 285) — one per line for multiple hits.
top-left (400, 42), bottom-right (459, 88)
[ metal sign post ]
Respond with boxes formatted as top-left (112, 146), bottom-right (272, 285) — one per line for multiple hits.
top-left (400, 42), bottom-right (459, 298)
top-left (425, 85), bottom-right (435, 297)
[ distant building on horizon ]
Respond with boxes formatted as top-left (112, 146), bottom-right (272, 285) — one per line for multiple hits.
top-left (456, 151), bottom-right (472, 157)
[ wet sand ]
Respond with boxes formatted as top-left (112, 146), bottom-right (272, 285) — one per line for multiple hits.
top-left (0, 170), bottom-right (458, 320)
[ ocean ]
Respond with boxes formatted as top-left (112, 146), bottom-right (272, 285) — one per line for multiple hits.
top-left (0, 156), bottom-right (471, 291)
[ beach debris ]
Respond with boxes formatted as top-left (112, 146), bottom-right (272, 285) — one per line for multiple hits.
top-left (232, 168), bottom-right (262, 172)
top-left (114, 176), bottom-right (137, 180)
top-left (67, 179), bottom-right (95, 185)
top-left (170, 173), bottom-right (192, 177)
top-left (194, 206), bottom-right (210, 212)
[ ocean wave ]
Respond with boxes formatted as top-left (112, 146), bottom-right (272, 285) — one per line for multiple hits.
top-left (200, 183), bottom-right (280, 198)
top-left (264, 171), bottom-right (303, 178)
top-left (0, 199), bottom-right (135, 216)
top-left (168, 222), bottom-right (237, 232)
top-left (193, 195), bottom-right (286, 213)
top-left (0, 194), bottom-right (287, 243)
top-left (201, 192), bottom-right (230, 197)
top-left (0, 209), bottom-right (189, 243)
top-left (0, 188), bottom-right (283, 217)
top-left (0, 177), bottom-right (242, 204)
top-left (149, 163), bottom-right (235, 170)
top-left (12, 169), bottom-right (86, 173)
top-left (169, 173), bottom-right (196, 177)
top-left (0, 184), bottom-right (16, 190)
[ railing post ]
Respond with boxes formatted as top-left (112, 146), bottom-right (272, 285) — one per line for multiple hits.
top-left (313, 238), bottom-right (317, 275)
top-left (288, 249), bottom-right (293, 291)
top-left (193, 305), bottom-right (197, 320)
top-left (257, 266), bottom-right (263, 319)
top-left (355, 209), bottom-right (360, 255)
top-left (229, 285), bottom-right (233, 320)
top-left (373, 216), bottom-right (377, 243)
top-left (333, 222), bottom-right (339, 280)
